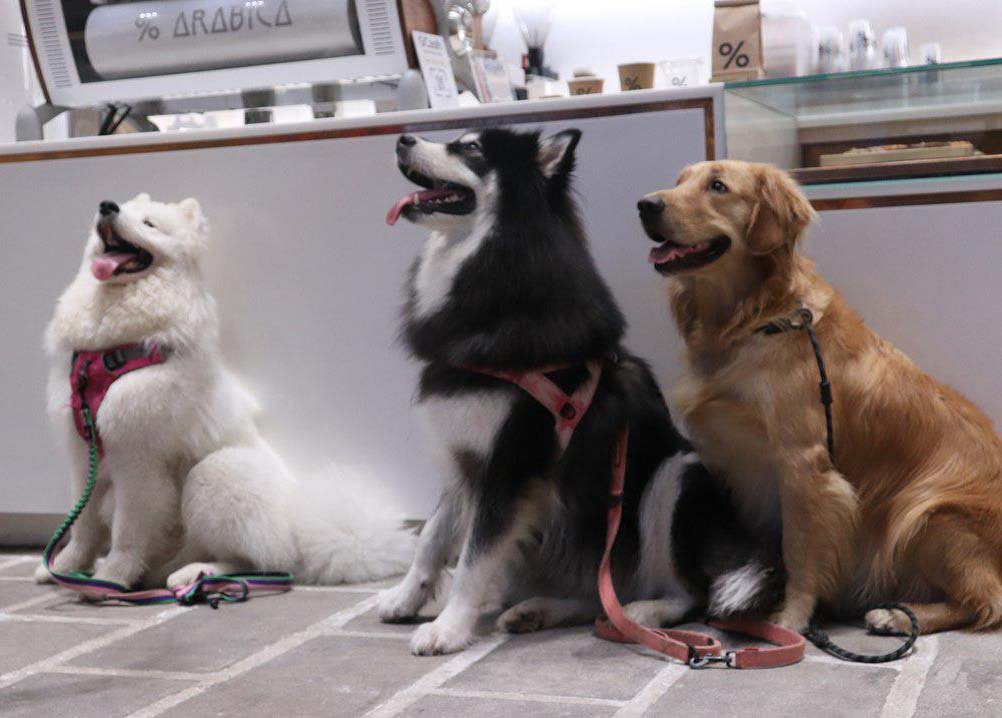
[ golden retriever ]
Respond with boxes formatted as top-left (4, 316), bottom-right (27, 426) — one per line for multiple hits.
top-left (636, 160), bottom-right (1002, 635)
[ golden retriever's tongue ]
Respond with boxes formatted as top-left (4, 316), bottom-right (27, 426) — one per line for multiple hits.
top-left (650, 243), bottom-right (686, 264)
top-left (91, 253), bottom-right (133, 281)
top-left (386, 188), bottom-right (455, 226)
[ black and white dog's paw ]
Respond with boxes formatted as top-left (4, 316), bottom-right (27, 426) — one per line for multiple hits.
top-left (623, 598), bottom-right (692, 627)
top-left (410, 616), bottom-right (475, 655)
top-left (497, 598), bottom-right (550, 633)
top-left (378, 577), bottom-right (431, 623)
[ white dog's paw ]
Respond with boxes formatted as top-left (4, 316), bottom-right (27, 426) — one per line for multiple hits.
top-left (34, 562), bottom-right (55, 584)
top-left (410, 617), bottom-right (475, 656)
top-left (166, 563), bottom-right (218, 589)
top-left (497, 598), bottom-right (551, 634)
top-left (623, 598), bottom-right (690, 628)
top-left (865, 608), bottom-right (912, 636)
top-left (378, 578), bottom-right (430, 623)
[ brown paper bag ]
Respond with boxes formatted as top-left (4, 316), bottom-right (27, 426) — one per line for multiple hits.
top-left (710, 0), bottom-right (764, 82)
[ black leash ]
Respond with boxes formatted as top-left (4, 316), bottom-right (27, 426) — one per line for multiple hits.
top-left (756, 304), bottom-right (920, 663)
top-left (804, 604), bottom-right (919, 664)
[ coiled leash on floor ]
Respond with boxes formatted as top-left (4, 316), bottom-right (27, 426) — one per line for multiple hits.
top-left (464, 357), bottom-right (806, 669)
top-left (756, 304), bottom-right (921, 664)
top-left (45, 348), bottom-right (293, 607)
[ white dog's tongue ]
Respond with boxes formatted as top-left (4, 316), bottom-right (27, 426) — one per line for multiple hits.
top-left (386, 188), bottom-right (454, 226)
top-left (91, 253), bottom-right (133, 281)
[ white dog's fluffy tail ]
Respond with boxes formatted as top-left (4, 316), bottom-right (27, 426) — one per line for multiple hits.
top-left (292, 464), bottom-right (416, 584)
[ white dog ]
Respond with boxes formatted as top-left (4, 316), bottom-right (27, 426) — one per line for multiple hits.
top-left (37, 193), bottom-right (414, 590)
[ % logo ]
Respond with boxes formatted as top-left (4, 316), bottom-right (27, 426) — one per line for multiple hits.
top-left (718, 41), bottom-right (749, 69)
top-left (136, 13), bottom-right (161, 41)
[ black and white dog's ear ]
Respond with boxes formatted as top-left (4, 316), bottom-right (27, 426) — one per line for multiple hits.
top-left (538, 129), bottom-right (581, 179)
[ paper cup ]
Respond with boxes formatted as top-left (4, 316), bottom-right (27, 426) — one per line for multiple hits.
top-left (567, 77), bottom-right (604, 95)
top-left (618, 63), bottom-right (655, 91)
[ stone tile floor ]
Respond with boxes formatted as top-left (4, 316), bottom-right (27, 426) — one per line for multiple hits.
top-left (1, 551), bottom-right (998, 717)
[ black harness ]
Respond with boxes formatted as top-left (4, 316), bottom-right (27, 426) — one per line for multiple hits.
top-left (754, 303), bottom-right (920, 664)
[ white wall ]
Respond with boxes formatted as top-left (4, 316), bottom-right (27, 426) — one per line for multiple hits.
top-left (487, 0), bottom-right (1002, 88)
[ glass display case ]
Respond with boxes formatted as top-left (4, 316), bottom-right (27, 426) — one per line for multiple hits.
top-left (724, 58), bottom-right (1002, 185)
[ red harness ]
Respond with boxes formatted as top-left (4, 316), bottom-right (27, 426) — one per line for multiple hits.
top-left (467, 359), bottom-right (805, 669)
top-left (70, 344), bottom-right (166, 455)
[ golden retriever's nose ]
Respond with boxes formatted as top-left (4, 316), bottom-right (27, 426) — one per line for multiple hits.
top-left (637, 197), bottom-right (665, 217)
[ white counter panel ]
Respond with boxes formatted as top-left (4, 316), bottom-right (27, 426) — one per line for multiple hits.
top-left (0, 92), bottom-right (716, 517)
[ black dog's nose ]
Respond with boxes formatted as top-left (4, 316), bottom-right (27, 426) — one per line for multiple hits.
top-left (398, 134), bottom-right (417, 147)
top-left (637, 197), bottom-right (665, 217)
top-left (99, 200), bottom-right (119, 217)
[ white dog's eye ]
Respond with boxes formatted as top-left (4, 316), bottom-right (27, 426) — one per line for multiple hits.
top-left (710, 179), bottom-right (728, 194)
top-left (143, 219), bottom-right (156, 229)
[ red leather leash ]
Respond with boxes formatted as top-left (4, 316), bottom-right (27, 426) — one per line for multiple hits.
top-left (595, 430), bottom-right (806, 669)
top-left (464, 358), bottom-right (805, 669)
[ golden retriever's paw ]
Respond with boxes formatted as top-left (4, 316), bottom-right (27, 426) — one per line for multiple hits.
top-left (410, 616), bottom-right (475, 655)
top-left (865, 608), bottom-right (912, 635)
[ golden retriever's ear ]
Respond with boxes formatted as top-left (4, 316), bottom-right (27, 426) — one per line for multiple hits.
top-left (745, 166), bottom-right (816, 255)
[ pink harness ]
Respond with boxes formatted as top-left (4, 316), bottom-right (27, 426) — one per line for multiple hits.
top-left (51, 342), bottom-right (295, 606)
top-left (70, 344), bottom-right (165, 455)
top-left (465, 359), bottom-right (805, 669)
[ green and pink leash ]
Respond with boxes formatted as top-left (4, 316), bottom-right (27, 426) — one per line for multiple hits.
top-left (46, 356), bottom-right (293, 608)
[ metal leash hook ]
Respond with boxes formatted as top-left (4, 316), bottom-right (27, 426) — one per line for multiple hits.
top-left (688, 650), bottom-right (736, 669)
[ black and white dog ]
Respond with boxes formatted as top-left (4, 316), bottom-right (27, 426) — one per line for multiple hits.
top-left (379, 127), bottom-right (780, 655)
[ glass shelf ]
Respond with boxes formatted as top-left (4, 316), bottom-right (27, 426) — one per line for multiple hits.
top-left (723, 58), bottom-right (1002, 184)
top-left (726, 57), bottom-right (1002, 126)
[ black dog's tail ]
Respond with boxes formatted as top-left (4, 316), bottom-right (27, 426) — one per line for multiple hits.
top-left (673, 464), bottom-right (785, 618)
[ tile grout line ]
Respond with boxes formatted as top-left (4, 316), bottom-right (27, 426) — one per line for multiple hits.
top-left (44, 664), bottom-right (209, 682)
top-left (0, 576), bottom-right (35, 583)
top-left (0, 605), bottom-right (192, 691)
top-left (611, 662), bottom-right (689, 718)
top-left (879, 635), bottom-right (939, 718)
top-left (324, 629), bottom-right (412, 641)
top-left (363, 633), bottom-right (510, 718)
top-left (123, 593), bottom-right (381, 718)
top-left (294, 585), bottom-right (386, 594)
top-left (0, 556), bottom-right (37, 572)
top-left (804, 652), bottom-right (904, 671)
top-left (429, 687), bottom-right (625, 708)
top-left (0, 592), bottom-right (67, 613)
top-left (0, 612), bottom-right (139, 627)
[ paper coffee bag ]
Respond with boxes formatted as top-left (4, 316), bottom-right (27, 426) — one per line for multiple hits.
top-left (711, 0), bottom-right (764, 82)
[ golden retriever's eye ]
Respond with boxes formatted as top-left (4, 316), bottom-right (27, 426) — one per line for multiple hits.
top-left (143, 219), bottom-right (156, 229)
top-left (710, 179), bottom-right (728, 194)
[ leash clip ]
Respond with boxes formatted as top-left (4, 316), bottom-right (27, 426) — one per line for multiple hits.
top-left (688, 650), bottom-right (735, 669)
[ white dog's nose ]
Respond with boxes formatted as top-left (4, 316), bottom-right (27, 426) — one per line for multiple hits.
top-left (99, 201), bottom-right (119, 216)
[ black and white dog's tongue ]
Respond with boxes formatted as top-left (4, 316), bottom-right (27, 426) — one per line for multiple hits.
top-left (386, 189), bottom-right (455, 226)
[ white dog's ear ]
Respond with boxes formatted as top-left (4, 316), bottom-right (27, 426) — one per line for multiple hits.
top-left (178, 197), bottom-right (209, 239)
top-left (178, 197), bottom-right (203, 225)
top-left (133, 192), bottom-right (151, 203)
top-left (538, 129), bottom-right (581, 179)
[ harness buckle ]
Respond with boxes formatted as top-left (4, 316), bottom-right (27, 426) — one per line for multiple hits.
top-left (103, 349), bottom-right (127, 372)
